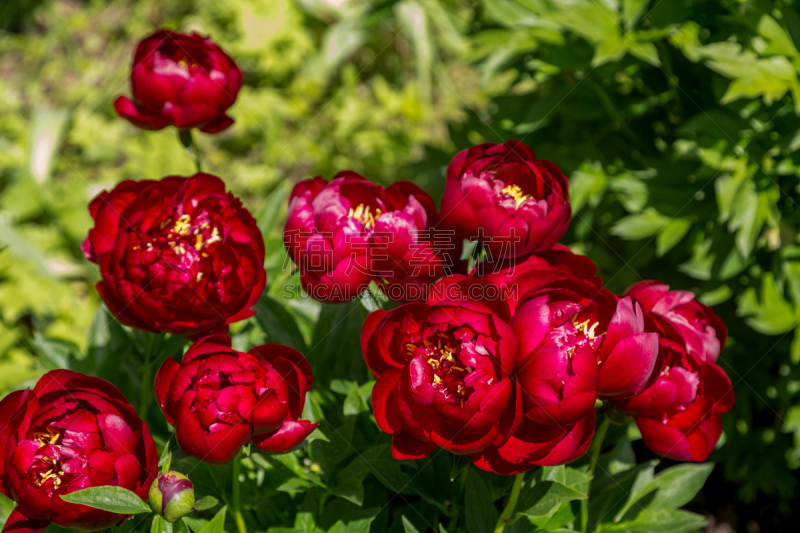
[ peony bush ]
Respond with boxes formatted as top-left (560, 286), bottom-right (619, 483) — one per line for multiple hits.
top-left (4, 3), bottom-right (771, 531)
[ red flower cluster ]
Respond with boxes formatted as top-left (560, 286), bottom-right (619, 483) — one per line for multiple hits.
top-left (360, 253), bottom-right (671, 474)
top-left (283, 141), bottom-right (573, 303)
top-left (361, 253), bottom-right (732, 473)
top-left (0, 371), bottom-right (157, 533)
top-left (115, 30), bottom-right (242, 133)
top-left (284, 171), bottom-right (442, 302)
top-left (154, 335), bottom-right (318, 465)
top-left (353, 139), bottom-right (733, 474)
top-left (83, 172), bottom-right (266, 339)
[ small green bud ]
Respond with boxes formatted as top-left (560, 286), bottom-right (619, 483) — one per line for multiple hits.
top-left (149, 470), bottom-right (195, 522)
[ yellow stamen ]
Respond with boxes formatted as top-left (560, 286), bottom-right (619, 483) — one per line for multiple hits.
top-left (172, 214), bottom-right (192, 236)
top-left (501, 184), bottom-right (531, 209)
top-left (205, 227), bottom-right (222, 246)
top-left (347, 204), bottom-right (381, 229)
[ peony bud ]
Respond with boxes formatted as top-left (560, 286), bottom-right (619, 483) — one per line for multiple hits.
top-left (150, 471), bottom-right (195, 522)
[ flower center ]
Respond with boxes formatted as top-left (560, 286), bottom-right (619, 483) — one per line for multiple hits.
top-left (34, 426), bottom-right (62, 446)
top-left (31, 426), bottom-right (66, 490)
top-left (407, 334), bottom-right (475, 408)
top-left (135, 212), bottom-right (224, 282)
top-left (501, 184), bottom-right (531, 209)
top-left (348, 204), bottom-right (381, 229)
top-left (573, 318), bottom-right (600, 340)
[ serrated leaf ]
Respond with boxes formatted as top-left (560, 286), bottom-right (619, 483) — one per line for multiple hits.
top-left (60, 485), bottom-right (151, 514)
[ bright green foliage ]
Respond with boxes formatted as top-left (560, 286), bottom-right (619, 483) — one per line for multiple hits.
top-left (3, 0), bottom-right (800, 531)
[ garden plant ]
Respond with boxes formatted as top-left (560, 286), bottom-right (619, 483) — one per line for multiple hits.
top-left (2, 1), bottom-right (800, 532)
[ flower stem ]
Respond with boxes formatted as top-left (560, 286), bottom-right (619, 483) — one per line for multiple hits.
top-left (580, 414), bottom-right (612, 532)
top-left (139, 333), bottom-right (159, 418)
top-left (494, 472), bottom-right (525, 533)
top-left (178, 129), bottom-right (203, 172)
top-left (232, 450), bottom-right (247, 533)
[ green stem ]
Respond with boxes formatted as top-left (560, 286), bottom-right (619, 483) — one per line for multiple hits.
top-left (232, 450), bottom-right (247, 533)
top-left (494, 472), bottom-right (525, 533)
top-left (139, 333), bottom-right (158, 418)
top-left (178, 129), bottom-right (203, 172)
top-left (581, 415), bottom-right (612, 532)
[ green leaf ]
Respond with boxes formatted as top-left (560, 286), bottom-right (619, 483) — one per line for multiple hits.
top-left (401, 515), bottom-right (421, 533)
top-left (622, 0), bottom-right (650, 30)
top-left (60, 485), bottom-right (151, 514)
top-left (254, 296), bottom-right (307, 353)
top-left (308, 301), bottom-right (366, 388)
top-left (608, 509), bottom-right (708, 533)
top-left (570, 162), bottom-right (608, 214)
top-left (518, 481), bottom-right (586, 520)
top-left (321, 506), bottom-right (379, 533)
top-left (656, 218), bottom-right (692, 257)
top-left (257, 185), bottom-right (289, 237)
top-left (465, 468), bottom-right (499, 533)
top-left (358, 281), bottom-right (384, 313)
top-left (193, 496), bottom-right (219, 511)
top-left (159, 442), bottom-right (172, 474)
top-left (742, 273), bottom-right (800, 335)
top-left (615, 463), bottom-right (713, 525)
top-left (610, 208), bottom-right (670, 240)
top-left (183, 517), bottom-right (209, 533)
top-left (151, 515), bottom-right (170, 533)
top-left (197, 506), bottom-right (227, 533)
top-left (610, 173), bottom-right (648, 213)
top-left (756, 15), bottom-right (799, 60)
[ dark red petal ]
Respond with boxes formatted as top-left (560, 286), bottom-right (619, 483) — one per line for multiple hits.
top-left (113, 96), bottom-right (168, 130)
top-left (251, 390), bottom-right (290, 437)
top-left (253, 419), bottom-right (318, 454)
top-left (154, 357), bottom-right (180, 425)
top-left (1, 509), bottom-right (49, 533)
top-left (391, 430), bottom-right (435, 460)
top-left (199, 114), bottom-right (234, 133)
top-left (598, 332), bottom-right (659, 398)
top-left (174, 392), bottom-right (251, 465)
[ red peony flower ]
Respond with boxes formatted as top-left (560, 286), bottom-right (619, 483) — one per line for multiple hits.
top-left (284, 172), bottom-right (441, 303)
top-left (82, 173), bottom-right (266, 339)
top-left (625, 281), bottom-right (727, 363)
top-left (361, 285), bottom-right (522, 460)
top-left (0, 371), bottom-right (158, 533)
top-left (612, 340), bottom-right (734, 462)
top-left (114, 30), bottom-right (242, 133)
top-left (154, 335), bottom-right (318, 465)
top-left (498, 273), bottom-right (659, 400)
top-left (439, 140), bottom-right (571, 259)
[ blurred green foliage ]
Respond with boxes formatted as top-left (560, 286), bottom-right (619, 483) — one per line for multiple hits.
top-left (4, 0), bottom-right (800, 530)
